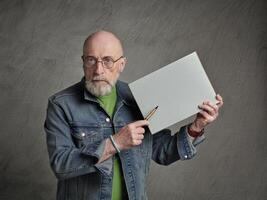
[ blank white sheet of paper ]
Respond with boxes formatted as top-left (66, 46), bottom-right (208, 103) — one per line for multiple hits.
top-left (129, 52), bottom-right (217, 134)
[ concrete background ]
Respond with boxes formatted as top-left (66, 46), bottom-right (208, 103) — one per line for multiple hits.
top-left (0, 0), bottom-right (266, 199)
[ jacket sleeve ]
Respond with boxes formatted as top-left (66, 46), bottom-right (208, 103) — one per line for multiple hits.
top-left (44, 98), bottom-right (110, 180)
top-left (152, 125), bottom-right (205, 165)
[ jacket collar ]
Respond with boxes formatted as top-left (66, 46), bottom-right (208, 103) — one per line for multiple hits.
top-left (81, 77), bottom-right (136, 107)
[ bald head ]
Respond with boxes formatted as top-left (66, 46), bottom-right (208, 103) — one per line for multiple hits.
top-left (83, 30), bottom-right (124, 56)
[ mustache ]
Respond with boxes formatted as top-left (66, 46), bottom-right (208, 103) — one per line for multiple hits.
top-left (92, 76), bottom-right (108, 82)
top-left (89, 76), bottom-right (112, 85)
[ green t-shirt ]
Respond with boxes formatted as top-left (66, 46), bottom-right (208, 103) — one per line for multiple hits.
top-left (96, 87), bottom-right (127, 200)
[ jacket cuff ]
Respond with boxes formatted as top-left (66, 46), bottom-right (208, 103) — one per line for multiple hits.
top-left (177, 126), bottom-right (206, 160)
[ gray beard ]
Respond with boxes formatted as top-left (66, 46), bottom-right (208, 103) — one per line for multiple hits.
top-left (85, 74), bottom-right (119, 97)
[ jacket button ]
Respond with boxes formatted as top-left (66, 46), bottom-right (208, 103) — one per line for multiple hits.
top-left (106, 118), bottom-right (110, 122)
top-left (81, 132), bottom-right (86, 137)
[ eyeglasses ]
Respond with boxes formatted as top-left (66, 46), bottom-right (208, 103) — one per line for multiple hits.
top-left (82, 55), bottom-right (124, 69)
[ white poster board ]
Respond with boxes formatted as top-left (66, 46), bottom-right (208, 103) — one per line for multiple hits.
top-left (129, 52), bottom-right (217, 134)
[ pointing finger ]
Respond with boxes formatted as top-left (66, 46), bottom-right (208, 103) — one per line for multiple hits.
top-left (133, 120), bottom-right (150, 128)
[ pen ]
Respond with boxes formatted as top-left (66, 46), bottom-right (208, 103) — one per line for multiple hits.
top-left (144, 106), bottom-right (158, 120)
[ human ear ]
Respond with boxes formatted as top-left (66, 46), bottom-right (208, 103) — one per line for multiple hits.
top-left (119, 57), bottom-right (126, 72)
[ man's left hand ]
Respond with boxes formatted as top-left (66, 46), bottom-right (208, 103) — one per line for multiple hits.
top-left (190, 94), bottom-right (224, 132)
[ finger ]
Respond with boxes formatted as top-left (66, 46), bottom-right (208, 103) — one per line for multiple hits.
top-left (133, 120), bottom-right (150, 128)
top-left (198, 110), bottom-right (213, 122)
top-left (135, 127), bottom-right (145, 135)
top-left (133, 139), bottom-right (142, 146)
top-left (216, 94), bottom-right (224, 107)
top-left (133, 133), bottom-right (144, 140)
top-left (216, 94), bottom-right (223, 101)
top-left (198, 104), bottom-right (216, 116)
top-left (206, 103), bottom-right (218, 115)
top-left (207, 102), bottom-right (219, 113)
top-left (203, 101), bottom-right (210, 104)
top-left (216, 100), bottom-right (223, 107)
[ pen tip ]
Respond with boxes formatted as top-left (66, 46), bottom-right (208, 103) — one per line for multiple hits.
top-left (155, 106), bottom-right (158, 109)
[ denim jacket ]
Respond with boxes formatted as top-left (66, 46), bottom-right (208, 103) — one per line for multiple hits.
top-left (44, 77), bottom-right (205, 200)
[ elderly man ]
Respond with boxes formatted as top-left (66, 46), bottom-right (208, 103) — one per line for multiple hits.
top-left (44, 31), bottom-right (223, 200)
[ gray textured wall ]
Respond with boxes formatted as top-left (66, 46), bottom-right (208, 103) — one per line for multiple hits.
top-left (0, 0), bottom-right (266, 199)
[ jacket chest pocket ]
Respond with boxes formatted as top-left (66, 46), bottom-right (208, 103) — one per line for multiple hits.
top-left (70, 122), bottom-right (103, 148)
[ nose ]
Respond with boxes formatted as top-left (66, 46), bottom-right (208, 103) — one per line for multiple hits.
top-left (94, 61), bottom-right (105, 75)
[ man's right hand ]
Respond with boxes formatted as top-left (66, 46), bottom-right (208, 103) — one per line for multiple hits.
top-left (113, 120), bottom-right (150, 150)
top-left (97, 120), bottom-right (149, 163)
